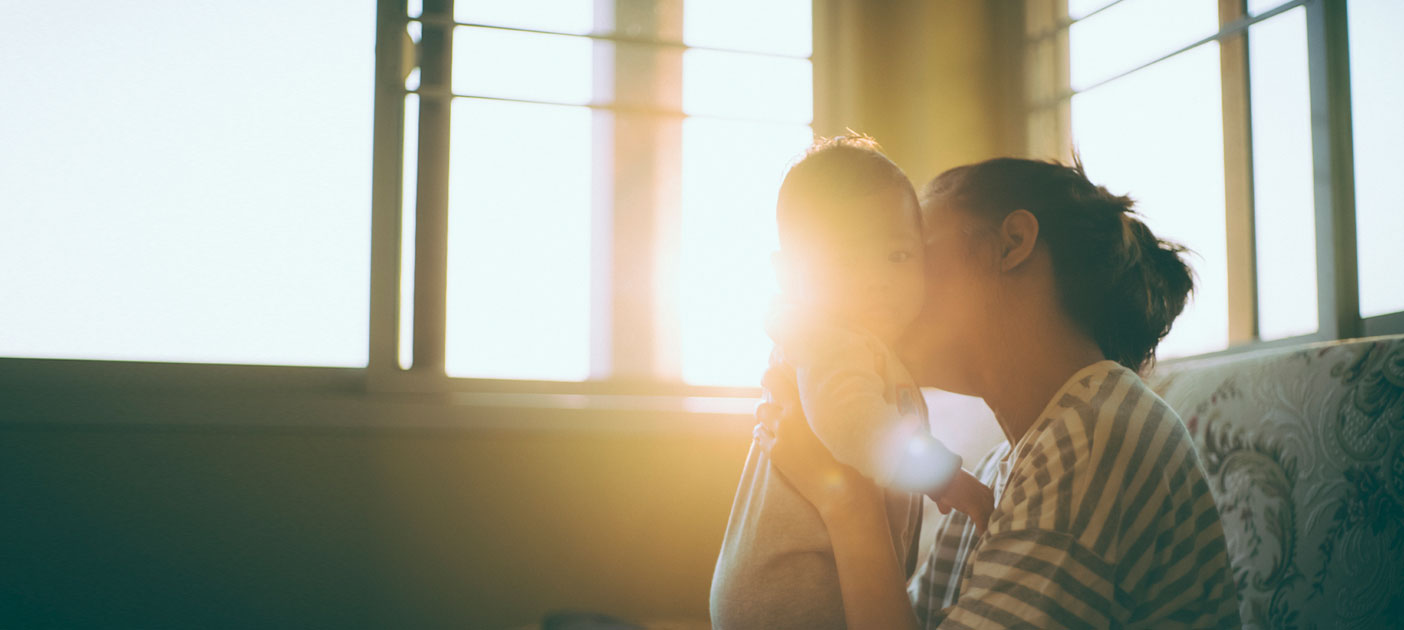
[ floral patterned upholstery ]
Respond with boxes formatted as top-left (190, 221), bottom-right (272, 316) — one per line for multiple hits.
top-left (1146, 335), bottom-right (1404, 629)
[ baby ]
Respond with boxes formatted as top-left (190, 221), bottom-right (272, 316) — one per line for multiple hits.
top-left (710, 135), bottom-right (988, 629)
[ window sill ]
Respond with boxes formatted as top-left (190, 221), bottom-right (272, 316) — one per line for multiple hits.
top-left (0, 357), bottom-right (758, 436)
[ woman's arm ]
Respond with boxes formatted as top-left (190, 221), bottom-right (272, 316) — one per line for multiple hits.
top-left (820, 490), bottom-right (923, 630)
top-left (754, 402), bottom-right (920, 630)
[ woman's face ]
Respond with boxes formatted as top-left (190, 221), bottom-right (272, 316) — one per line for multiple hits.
top-left (898, 199), bottom-right (1000, 394)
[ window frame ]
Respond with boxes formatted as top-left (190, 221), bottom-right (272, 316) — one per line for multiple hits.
top-left (369, 0), bottom-right (813, 398)
top-left (1032, 0), bottom-right (1402, 363)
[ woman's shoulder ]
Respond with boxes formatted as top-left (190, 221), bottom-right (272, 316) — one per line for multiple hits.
top-left (1032, 361), bottom-right (1193, 463)
top-left (975, 363), bottom-right (1236, 625)
top-left (1003, 361), bottom-right (1213, 552)
top-left (997, 364), bottom-right (1196, 519)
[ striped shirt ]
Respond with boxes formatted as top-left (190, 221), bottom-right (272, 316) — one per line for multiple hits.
top-left (909, 360), bottom-right (1240, 628)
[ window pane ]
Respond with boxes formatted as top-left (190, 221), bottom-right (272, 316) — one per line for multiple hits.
top-left (1250, 7), bottom-right (1318, 340)
top-left (679, 119), bottom-right (812, 386)
top-left (455, 0), bottom-right (594, 35)
top-left (1069, 0), bottom-right (1218, 91)
top-left (683, 50), bottom-right (812, 123)
top-left (1072, 43), bottom-right (1228, 357)
top-left (1247, 0), bottom-right (1291, 16)
top-left (684, 0), bottom-right (811, 57)
top-left (0, 1), bottom-right (373, 366)
top-left (1349, 0), bottom-right (1404, 318)
top-left (1068, 0), bottom-right (1117, 20)
top-left (446, 100), bottom-right (591, 381)
top-left (453, 26), bottom-right (593, 105)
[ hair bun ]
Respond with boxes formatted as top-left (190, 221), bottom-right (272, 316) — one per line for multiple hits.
top-left (1105, 214), bottom-right (1193, 371)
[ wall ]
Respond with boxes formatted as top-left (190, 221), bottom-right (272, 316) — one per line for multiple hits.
top-left (1, 401), bottom-right (752, 629)
top-left (814, 0), bottom-right (1027, 185)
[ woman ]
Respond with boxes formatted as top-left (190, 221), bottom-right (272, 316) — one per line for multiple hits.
top-left (753, 158), bottom-right (1240, 628)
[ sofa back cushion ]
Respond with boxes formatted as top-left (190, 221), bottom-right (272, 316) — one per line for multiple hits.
top-left (1146, 335), bottom-right (1404, 628)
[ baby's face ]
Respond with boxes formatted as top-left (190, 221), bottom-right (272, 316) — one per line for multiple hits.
top-left (781, 186), bottom-right (926, 344)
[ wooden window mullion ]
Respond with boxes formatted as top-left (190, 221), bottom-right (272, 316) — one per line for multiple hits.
top-left (410, 0), bottom-right (453, 378)
top-left (1219, 0), bottom-right (1259, 345)
top-left (1305, 0), bottom-right (1361, 340)
top-left (368, 0), bottom-right (410, 380)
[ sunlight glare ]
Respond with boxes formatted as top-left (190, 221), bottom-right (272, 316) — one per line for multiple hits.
top-left (679, 120), bottom-right (812, 386)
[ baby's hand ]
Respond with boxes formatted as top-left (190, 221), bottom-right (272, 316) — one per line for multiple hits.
top-left (928, 469), bottom-right (994, 534)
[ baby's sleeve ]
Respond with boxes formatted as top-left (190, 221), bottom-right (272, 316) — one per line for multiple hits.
top-left (782, 327), bottom-right (920, 486)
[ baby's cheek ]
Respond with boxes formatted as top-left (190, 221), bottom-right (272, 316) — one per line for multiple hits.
top-left (897, 272), bottom-right (927, 319)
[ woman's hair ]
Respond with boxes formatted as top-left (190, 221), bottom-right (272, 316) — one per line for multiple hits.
top-left (776, 133), bottom-right (916, 251)
top-left (923, 157), bottom-right (1194, 373)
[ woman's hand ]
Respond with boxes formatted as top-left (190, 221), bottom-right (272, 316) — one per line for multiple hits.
top-left (754, 402), bottom-right (884, 521)
top-left (754, 367), bottom-right (883, 521)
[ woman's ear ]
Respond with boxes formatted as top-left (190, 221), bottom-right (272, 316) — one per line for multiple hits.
top-left (998, 209), bottom-right (1039, 272)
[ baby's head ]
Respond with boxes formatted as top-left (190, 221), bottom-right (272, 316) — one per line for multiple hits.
top-left (775, 135), bottom-right (924, 345)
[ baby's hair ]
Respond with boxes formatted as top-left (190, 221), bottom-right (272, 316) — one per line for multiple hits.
top-left (776, 133), bottom-right (917, 251)
top-left (794, 132), bottom-right (885, 162)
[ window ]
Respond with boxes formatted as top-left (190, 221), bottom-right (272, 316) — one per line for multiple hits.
top-left (0, 1), bottom-right (375, 367)
top-left (2, 0), bottom-right (815, 396)
top-left (390, 0), bottom-right (814, 391)
top-left (1055, 0), bottom-right (1403, 357)
top-left (1248, 6), bottom-right (1317, 340)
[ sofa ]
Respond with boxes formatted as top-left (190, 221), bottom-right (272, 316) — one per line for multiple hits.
top-left (1146, 334), bottom-right (1404, 629)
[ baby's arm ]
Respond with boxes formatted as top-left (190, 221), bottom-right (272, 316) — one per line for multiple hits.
top-left (764, 332), bottom-right (993, 528)
top-left (791, 335), bottom-right (908, 484)
top-left (928, 468), bottom-right (994, 533)
top-left (778, 325), bottom-right (960, 491)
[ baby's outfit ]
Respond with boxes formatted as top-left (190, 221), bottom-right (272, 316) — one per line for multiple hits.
top-left (709, 315), bottom-right (956, 630)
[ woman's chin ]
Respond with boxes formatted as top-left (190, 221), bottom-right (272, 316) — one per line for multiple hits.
top-left (906, 343), bottom-right (976, 393)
